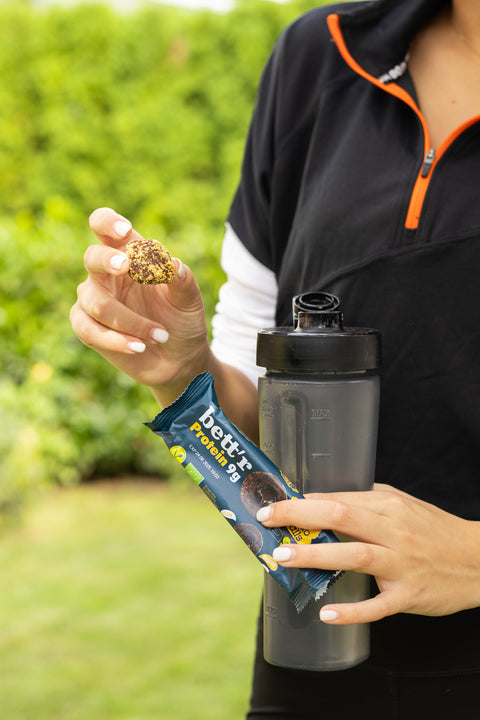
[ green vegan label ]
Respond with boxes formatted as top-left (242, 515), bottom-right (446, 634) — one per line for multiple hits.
top-left (185, 463), bottom-right (204, 485)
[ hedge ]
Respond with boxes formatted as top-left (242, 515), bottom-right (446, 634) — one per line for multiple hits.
top-left (0, 0), bottom-right (327, 519)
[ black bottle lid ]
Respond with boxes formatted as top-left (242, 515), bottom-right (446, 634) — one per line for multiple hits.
top-left (257, 292), bottom-right (381, 373)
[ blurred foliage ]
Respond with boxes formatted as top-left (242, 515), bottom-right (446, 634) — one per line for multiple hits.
top-left (0, 0), bottom-right (325, 518)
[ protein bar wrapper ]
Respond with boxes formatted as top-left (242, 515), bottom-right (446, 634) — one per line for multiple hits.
top-left (146, 372), bottom-right (341, 612)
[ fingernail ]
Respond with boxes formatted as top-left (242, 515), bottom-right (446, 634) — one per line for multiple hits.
top-left (114, 220), bottom-right (132, 238)
top-left (152, 328), bottom-right (169, 344)
top-left (320, 609), bottom-right (340, 623)
top-left (256, 506), bottom-right (272, 523)
top-left (127, 342), bottom-right (146, 353)
top-left (110, 253), bottom-right (128, 270)
top-left (273, 546), bottom-right (294, 562)
top-left (174, 258), bottom-right (185, 279)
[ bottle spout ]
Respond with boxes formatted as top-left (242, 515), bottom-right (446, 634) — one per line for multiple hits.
top-left (292, 292), bottom-right (343, 332)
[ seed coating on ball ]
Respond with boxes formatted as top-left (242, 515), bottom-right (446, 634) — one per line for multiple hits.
top-left (126, 238), bottom-right (175, 285)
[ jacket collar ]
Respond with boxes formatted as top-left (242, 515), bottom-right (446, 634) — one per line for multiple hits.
top-left (332, 0), bottom-right (450, 77)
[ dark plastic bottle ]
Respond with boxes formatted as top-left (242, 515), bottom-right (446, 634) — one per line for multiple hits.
top-left (257, 292), bottom-right (381, 670)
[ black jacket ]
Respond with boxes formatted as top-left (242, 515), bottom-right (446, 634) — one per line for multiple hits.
top-left (229, 0), bottom-right (480, 673)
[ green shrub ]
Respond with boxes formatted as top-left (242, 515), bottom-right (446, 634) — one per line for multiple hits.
top-left (0, 0), bottom-right (328, 519)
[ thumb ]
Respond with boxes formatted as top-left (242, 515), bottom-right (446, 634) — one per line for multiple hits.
top-left (168, 258), bottom-right (205, 310)
top-left (172, 257), bottom-right (187, 283)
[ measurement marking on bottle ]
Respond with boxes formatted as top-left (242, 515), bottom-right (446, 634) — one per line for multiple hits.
top-left (311, 409), bottom-right (330, 418)
top-left (265, 604), bottom-right (279, 619)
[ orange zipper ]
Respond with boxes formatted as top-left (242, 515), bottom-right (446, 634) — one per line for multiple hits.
top-left (327, 13), bottom-right (480, 231)
top-left (405, 117), bottom-right (480, 228)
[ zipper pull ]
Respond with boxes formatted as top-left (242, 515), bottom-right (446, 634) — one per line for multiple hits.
top-left (421, 148), bottom-right (436, 177)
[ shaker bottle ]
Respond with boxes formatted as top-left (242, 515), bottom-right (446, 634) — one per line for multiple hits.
top-left (256, 292), bottom-right (381, 671)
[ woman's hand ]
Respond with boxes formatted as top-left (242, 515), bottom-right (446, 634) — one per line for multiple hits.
top-left (70, 207), bottom-right (211, 404)
top-left (257, 483), bottom-right (480, 625)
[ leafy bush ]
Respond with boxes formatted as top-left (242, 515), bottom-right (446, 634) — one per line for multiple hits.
top-left (0, 0), bottom-right (324, 519)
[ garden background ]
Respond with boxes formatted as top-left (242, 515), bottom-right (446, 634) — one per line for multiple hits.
top-left (0, 0), bottom-right (328, 512)
top-left (0, 0), bottom-right (329, 717)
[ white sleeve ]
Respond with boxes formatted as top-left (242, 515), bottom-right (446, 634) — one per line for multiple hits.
top-left (211, 223), bottom-right (278, 388)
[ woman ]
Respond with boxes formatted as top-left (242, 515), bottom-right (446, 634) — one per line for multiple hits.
top-left (71, 0), bottom-right (480, 716)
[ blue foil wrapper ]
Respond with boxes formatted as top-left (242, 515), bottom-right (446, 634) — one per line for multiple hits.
top-left (146, 372), bottom-right (341, 611)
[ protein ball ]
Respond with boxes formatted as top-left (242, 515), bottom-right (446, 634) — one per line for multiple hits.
top-left (126, 238), bottom-right (176, 285)
top-left (234, 523), bottom-right (264, 554)
top-left (240, 471), bottom-right (288, 518)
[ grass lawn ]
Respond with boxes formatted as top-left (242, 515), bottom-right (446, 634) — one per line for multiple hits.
top-left (1, 480), bottom-right (262, 720)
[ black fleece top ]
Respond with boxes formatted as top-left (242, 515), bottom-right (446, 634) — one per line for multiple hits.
top-left (229, 0), bottom-right (480, 674)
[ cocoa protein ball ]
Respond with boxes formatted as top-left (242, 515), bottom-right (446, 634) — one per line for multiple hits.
top-left (240, 471), bottom-right (288, 518)
top-left (126, 238), bottom-right (175, 285)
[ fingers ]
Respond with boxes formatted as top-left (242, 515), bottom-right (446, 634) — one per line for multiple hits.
top-left (85, 207), bottom-right (143, 279)
top-left (258, 496), bottom-right (394, 600)
top-left (73, 252), bottom-right (197, 354)
top-left (85, 209), bottom-right (188, 290)
top-left (84, 236), bottom-right (187, 287)
top-left (73, 208), bottom-right (207, 375)
top-left (319, 590), bottom-right (402, 625)
top-left (70, 302), bottom-right (148, 354)
top-left (271, 540), bottom-right (390, 575)
top-left (305, 485), bottom-right (402, 507)
top-left (257, 497), bottom-right (392, 545)
top-left (83, 242), bottom-right (130, 279)
top-left (72, 278), bottom-right (170, 352)
top-left (77, 279), bottom-right (155, 337)
top-left (89, 207), bottom-right (138, 247)
top-left (305, 485), bottom-right (429, 520)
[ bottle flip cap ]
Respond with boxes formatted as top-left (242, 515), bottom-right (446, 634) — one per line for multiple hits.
top-left (257, 292), bottom-right (381, 373)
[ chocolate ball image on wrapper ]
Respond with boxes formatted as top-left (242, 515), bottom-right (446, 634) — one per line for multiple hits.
top-left (234, 523), bottom-right (264, 554)
top-left (126, 238), bottom-right (176, 285)
top-left (241, 471), bottom-right (288, 518)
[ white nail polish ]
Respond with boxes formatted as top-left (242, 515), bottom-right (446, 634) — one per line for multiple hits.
top-left (175, 258), bottom-right (185, 279)
top-left (110, 253), bottom-right (128, 270)
top-left (128, 342), bottom-right (146, 353)
top-left (320, 609), bottom-right (339, 622)
top-left (114, 220), bottom-right (132, 238)
top-left (152, 328), bottom-right (169, 344)
top-left (256, 506), bottom-right (272, 523)
top-left (272, 546), bottom-right (293, 562)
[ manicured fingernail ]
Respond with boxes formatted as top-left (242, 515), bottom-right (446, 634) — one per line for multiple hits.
top-left (273, 546), bottom-right (294, 562)
top-left (152, 328), bottom-right (169, 344)
top-left (320, 609), bottom-right (340, 623)
top-left (127, 342), bottom-right (146, 353)
top-left (174, 258), bottom-right (185, 279)
top-left (110, 253), bottom-right (128, 270)
top-left (256, 506), bottom-right (272, 523)
top-left (114, 220), bottom-right (132, 238)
